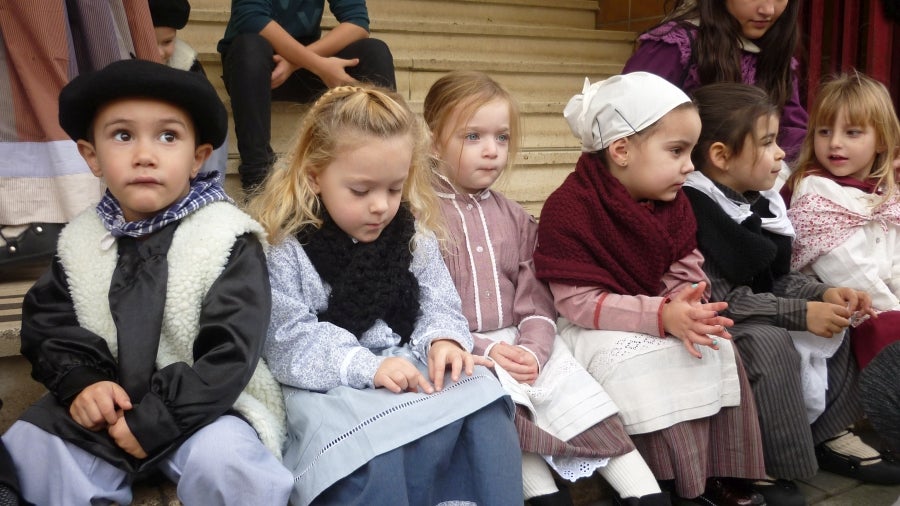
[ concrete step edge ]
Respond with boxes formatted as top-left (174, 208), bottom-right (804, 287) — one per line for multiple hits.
top-left (196, 52), bottom-right (625, 76)
top-left (190, 0), bottom-right (599, 13)
top-left (188, 11), bottom-right (635, 43)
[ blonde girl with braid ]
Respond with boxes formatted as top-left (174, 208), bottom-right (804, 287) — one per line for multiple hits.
top-left (249, 84), bottom-right (522, 505)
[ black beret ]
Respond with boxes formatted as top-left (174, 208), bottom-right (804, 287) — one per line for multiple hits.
top-left (149, 0), bottom-right (191, 29)
top-left (58, 59), bottom-right (227, 149)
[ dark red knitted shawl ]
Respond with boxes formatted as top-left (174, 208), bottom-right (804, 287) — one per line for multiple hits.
top-left (534, 153), bottom-right (698, 296)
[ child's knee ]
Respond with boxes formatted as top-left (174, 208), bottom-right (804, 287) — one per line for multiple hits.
top-left (224, 33), bottom-right (273, 73)
top-left (181, 416), bottom-right (265, 467)
top-left (174, 417), bottom-right (291, 500)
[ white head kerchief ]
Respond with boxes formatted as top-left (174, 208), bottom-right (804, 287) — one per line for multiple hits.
top-left (563, 72), bottom-right (691, 152)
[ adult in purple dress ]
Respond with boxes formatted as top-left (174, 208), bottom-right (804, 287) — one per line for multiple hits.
top-left (623, 0), bottom-right (808, 164)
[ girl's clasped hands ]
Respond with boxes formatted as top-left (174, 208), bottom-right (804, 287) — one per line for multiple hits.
top-left (662, 281), bottom-right (734, 359)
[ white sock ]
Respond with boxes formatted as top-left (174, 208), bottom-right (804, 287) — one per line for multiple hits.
top-left (522, 452), bottom-right (559, 499)
top-left (826, 430), bottom-right (881, 464)
top-left (599, 449), bottom-right (661, 498)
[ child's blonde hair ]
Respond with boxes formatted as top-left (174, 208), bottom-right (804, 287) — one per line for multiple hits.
top-left (250, 84), bottom-right (440, 245)
top-left (423, 70), bottom-right (521, 182)
top-left (788, 72), bottom-right (900, 202)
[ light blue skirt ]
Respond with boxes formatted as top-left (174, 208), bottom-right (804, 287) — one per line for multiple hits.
top-left (283, 360), bottom-right (513, 505)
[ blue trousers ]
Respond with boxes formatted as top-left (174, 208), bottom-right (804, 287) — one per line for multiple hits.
top-left (1, 415), bottom-right (292, 506)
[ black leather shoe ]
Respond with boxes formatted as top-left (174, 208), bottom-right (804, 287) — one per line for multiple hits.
top-left (752, 479), bottom-right (806, 506)
top-left (883, 450), bottom-right (900, 465)
top-left (0, 223), bottom-right (63, 269)
top-left (528, 486), bottom-right (573, 506)
top-left (816, 443), bottom-right (900, 484)
top-left (694, 478), bottom-right (765, 506)
top-left (614, 491), bottom-right (672, 506)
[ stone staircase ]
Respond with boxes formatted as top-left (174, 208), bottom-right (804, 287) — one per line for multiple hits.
top-left (182, 0), bottom-right (636, 215)
top-left (0, 1), bottom-right (638, 504)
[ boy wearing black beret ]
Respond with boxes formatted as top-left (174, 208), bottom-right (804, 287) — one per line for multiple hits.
top-left (149, 0), bottom-right (229, 187)
top-left (149, 0), bottom-right (202, 74)
top-left (1, 59), bottom-right (291, 506)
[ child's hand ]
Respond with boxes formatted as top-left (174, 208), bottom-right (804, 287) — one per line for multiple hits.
top-left (270, 54), bottom-right (296, 89)
top-left (108, 410), bottom-right (147, 459)
top-left (488, 342), bottom-right (539, 385)
top-left (428, 339), bottom-right (491, 391)
top-left (662, 282), bottom-right (734, 359)
top-left (374, 357), bottom-right (434, 394)
top-left (823, 287), bottom-right (878, 320)
top-left (314, 56), bottom-right (359, 89)
top-left (806, 301), bottom-right (851, 337)
top-left (69, 381), bottom-right (132, 431)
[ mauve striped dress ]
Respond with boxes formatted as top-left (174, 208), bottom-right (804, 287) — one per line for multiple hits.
top-left (436, 182), bottom-right (636, 463)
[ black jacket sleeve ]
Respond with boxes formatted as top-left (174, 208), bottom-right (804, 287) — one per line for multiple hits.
top-left (21, 259), bottom-right (119, 404)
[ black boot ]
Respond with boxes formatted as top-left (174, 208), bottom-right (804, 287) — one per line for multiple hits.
top-left (614, 491), bottom-right (672, 506)
top-left (816, 431), bottom-right (900, 485)
top-left (528, 485), bottom-right (573, 506)
top-left (697, 477), bottom-right (765, 506)
top-left (752, 478), bottom-right (807, 506)
top-left (0, 223), bottom-right (63, 270)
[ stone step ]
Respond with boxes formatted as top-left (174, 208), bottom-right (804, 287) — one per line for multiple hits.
top-left (214, 98), bottom-right (579, 146)
top-left (199, 55), bottom-right (621, 104)
top-left (375, 21), bottom-right (632, 64)
top-left (221, 148), bottom-right (577, 216)
top-left (175, 1), bottom-right (630, 227)
top-left (201, 56), bottom-right (616, 153)
top-left (181, 11), bottom-right (634, 65)
top-left (400, 58), bottom-right (623, 101)
top-left (0, 268), bottom-right (43, 359)
top-left (369, 0), bottom-right (600, 29)
top-left (256, 99), bottom-right (578, 152)
top-left (188, 0), bottom-right (600, 32)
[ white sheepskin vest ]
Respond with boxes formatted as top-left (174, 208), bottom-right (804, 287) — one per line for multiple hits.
top-left (168, 38), bottom-right (198, 72)
top-left (57, 202), bottom-right (286, 457)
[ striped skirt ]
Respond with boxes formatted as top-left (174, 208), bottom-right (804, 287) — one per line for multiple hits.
top-left (478, 328), bottom-right (634, 481)
top-left (630, 350), bottom-right (766, 498)
top-left (559, 321), bottom-right (766, 498)
top-left (731, 321), bottom-right (862, 479)
top-left (0, 1), bottom-right (158, 226)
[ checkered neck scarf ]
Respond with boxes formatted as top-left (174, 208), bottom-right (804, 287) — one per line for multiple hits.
top-left (95, 171), bottom-right (232, 238)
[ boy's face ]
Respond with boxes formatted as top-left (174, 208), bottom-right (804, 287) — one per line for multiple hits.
top-left (155, 26), bottom-right (177, 64)
top-left (77, 97), bottom-right (212, 222)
